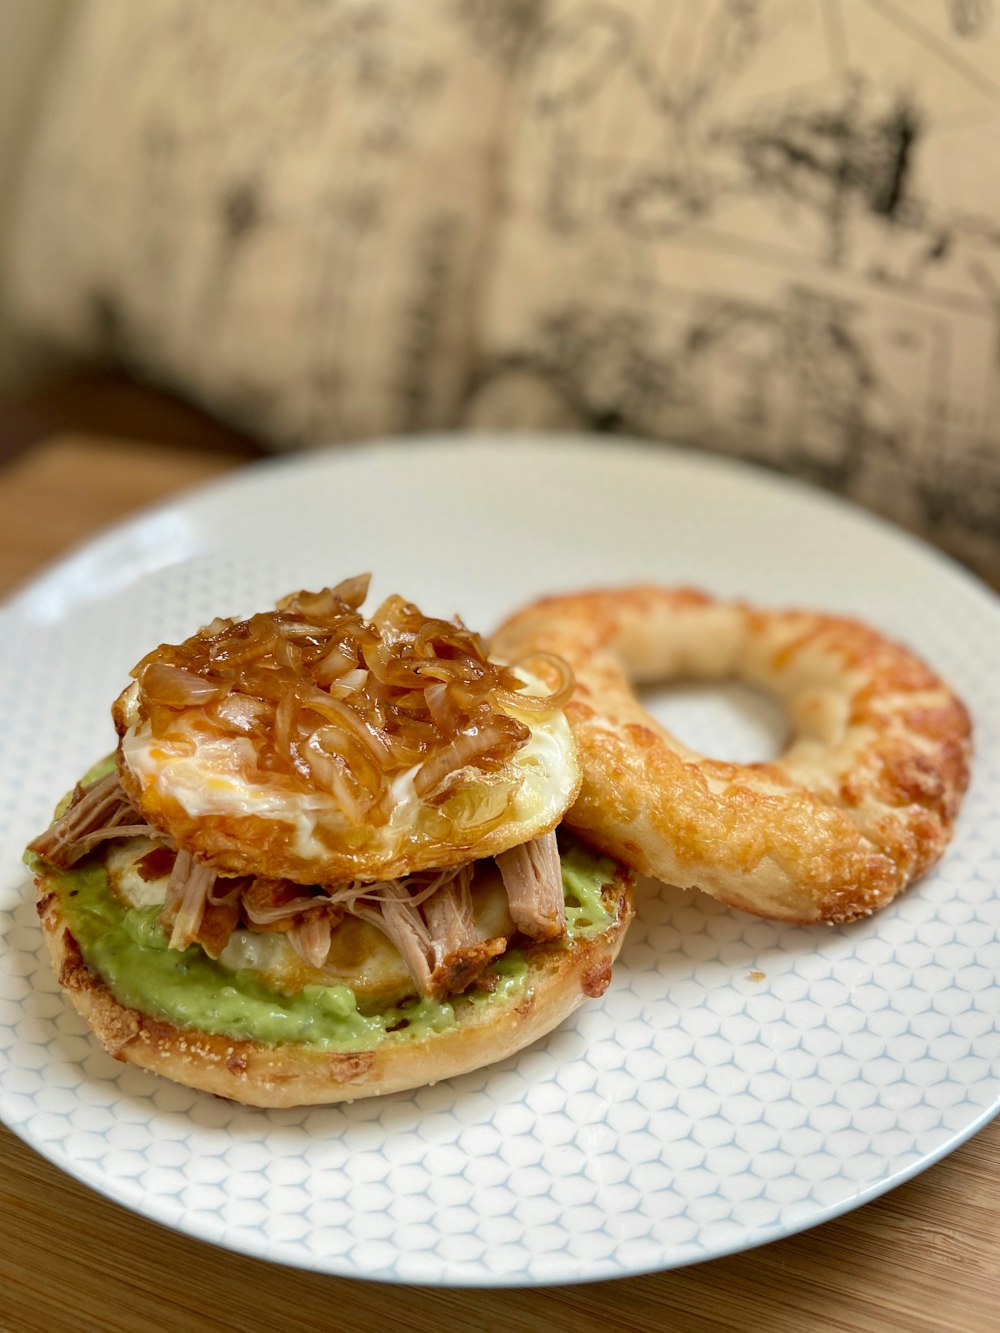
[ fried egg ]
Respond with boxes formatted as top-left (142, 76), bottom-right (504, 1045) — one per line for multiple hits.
top-left (116, 670), bottom-right (581, 885)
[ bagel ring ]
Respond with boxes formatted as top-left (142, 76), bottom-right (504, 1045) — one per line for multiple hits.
top-left (492, 587), bottom-right (972, 925)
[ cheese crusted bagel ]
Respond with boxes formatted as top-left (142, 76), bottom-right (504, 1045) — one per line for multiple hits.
top-left (492, 587), bottom-right (972, 924)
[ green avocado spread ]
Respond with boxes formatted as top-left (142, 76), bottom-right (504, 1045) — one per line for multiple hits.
top-left (34, 839), bottom-right (617, 1053)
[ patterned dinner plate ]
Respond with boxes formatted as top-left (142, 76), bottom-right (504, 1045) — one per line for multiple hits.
top-left (0, 435), bottom-right (997, 1285)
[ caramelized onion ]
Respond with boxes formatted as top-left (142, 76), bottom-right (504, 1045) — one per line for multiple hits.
top-left (312, 643), bottom-right (357, 686)
top-left (280, 575), bottom-right (371, 616)
top-left (209, 693), bottom-right (269, 735)
top-left (130, 577), bottom-right (573, 832)
top-left (140, 663), bottom-right (224, 708)
top-left (493, 652), bottom-right (576, 714)
top-left (412, 717), bottom-right (529, 799)
top-left (299, 688), bottom-right (392, 768)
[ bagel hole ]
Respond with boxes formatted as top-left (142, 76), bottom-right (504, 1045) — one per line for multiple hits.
top-left (638, 680), bottom-right (791, 764)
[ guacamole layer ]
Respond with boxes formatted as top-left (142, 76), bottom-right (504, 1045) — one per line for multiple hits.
top-left (36, 841), bottom-right (617, 1053)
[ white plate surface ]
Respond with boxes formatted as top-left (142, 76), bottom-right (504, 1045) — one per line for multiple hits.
top-left (0, 435), bottom-right (998, 1286)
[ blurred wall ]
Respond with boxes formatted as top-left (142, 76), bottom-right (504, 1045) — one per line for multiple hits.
top-left (0, 0), bottom-right (71, 390)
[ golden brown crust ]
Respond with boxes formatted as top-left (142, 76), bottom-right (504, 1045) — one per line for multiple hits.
top-left (33, 860), bottom-right (633, 1109)
top-left (492, 586), bottom-right (972, 924)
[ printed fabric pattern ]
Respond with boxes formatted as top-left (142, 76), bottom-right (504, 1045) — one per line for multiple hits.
top-left (6, 0), bottom-right (1000, 575)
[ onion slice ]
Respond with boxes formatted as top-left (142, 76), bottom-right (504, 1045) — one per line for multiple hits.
top-left (492, 652), bottom-right (575, 714)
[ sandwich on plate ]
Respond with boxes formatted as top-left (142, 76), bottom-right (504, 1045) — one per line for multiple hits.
top-left (27, 576), bottom-right (632, 1107)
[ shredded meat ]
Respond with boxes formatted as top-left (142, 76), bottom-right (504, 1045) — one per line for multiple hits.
top-left (352, 882), bottom-right (436, 995)
top-left (353, 866), bottom-right (506, 999)
top-left (235, 878), bottom-right (343, 968)
top-left (240, 877), bottom-right (331, 928)
top-left (287, 909), bottom-right (336, 969)
top-left (32, 769), bottom-right (570, 998)
top-left (160, 849), bottom-right (218, 952)
top-left (423, 865), bottom-right (507, 996)
top-left (29, 768), bottom-right (153, 868)
top-left (494, 830), bottom-right (566, 941)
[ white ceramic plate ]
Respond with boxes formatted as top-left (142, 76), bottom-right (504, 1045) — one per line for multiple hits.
top-left (1, 435), bottom-right (998, 1286)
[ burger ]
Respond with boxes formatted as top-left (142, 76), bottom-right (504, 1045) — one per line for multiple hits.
top-left (27, 576), bottom-right (632, 1107)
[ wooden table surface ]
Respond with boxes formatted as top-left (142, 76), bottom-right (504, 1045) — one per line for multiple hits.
top-left (1, 434), bottom-right (997, 1333)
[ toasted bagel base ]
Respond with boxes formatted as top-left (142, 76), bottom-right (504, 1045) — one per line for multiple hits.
top-left (33, 858), bottom-right (632, 1109)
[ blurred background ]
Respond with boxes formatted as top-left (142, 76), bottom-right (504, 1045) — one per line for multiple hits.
top-left (0, 0), bottom-right (67, 389)
top-left (1, 0), bottom-right (999, 579)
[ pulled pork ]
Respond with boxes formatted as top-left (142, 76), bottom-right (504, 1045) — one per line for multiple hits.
top-left (161, 850), bottom-right (223, 953)
top-left (28, 769), bottom-right (153, 869)
top-left (495, 830), bottom-right (565, 940)
top-left (351, 865), bottom-right (507, 1001)
top-left (33, 774), bottom-right (567, 998)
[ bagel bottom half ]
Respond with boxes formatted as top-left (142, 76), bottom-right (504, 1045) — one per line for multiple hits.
top-left (30, 839), bottom-right (632, 1109)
